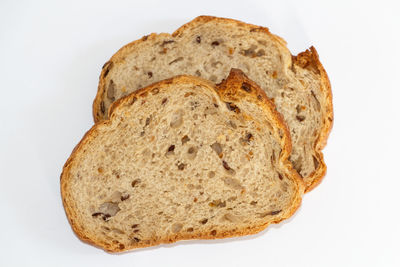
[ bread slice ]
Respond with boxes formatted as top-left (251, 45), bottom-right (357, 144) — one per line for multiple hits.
top-left (93, 16), bottom-right (333, 191)
top-left (62, 69), bottom-right (304, 252)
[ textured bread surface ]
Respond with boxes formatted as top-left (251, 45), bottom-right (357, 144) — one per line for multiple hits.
top-left (93, 16), bottom-right (333, 190)
top-left (62, 70), bottom-right (304, 252)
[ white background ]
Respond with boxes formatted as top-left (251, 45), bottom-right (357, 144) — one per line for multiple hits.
top-left (1, 0), bottom-right (399, 266)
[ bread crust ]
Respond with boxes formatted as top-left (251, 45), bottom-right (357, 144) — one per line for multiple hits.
top-left (92, 16), bottom-right (333, 191)
top-left (64, 69), bottom-right (304, 252)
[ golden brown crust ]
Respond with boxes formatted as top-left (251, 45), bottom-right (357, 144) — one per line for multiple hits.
top-left (64, 69), bottom-right (304, 252)
top-left (292, 47), bottom-right (333, 192)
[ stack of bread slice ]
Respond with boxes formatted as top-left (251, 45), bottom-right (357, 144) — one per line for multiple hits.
top-left (61, 16), bottom-right (333, 252)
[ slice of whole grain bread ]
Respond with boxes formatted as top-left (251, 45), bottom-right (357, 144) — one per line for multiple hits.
top-left (93, 16), bottom-right (333, 191)
top-left (62, 69), bottom-right (304, 252)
